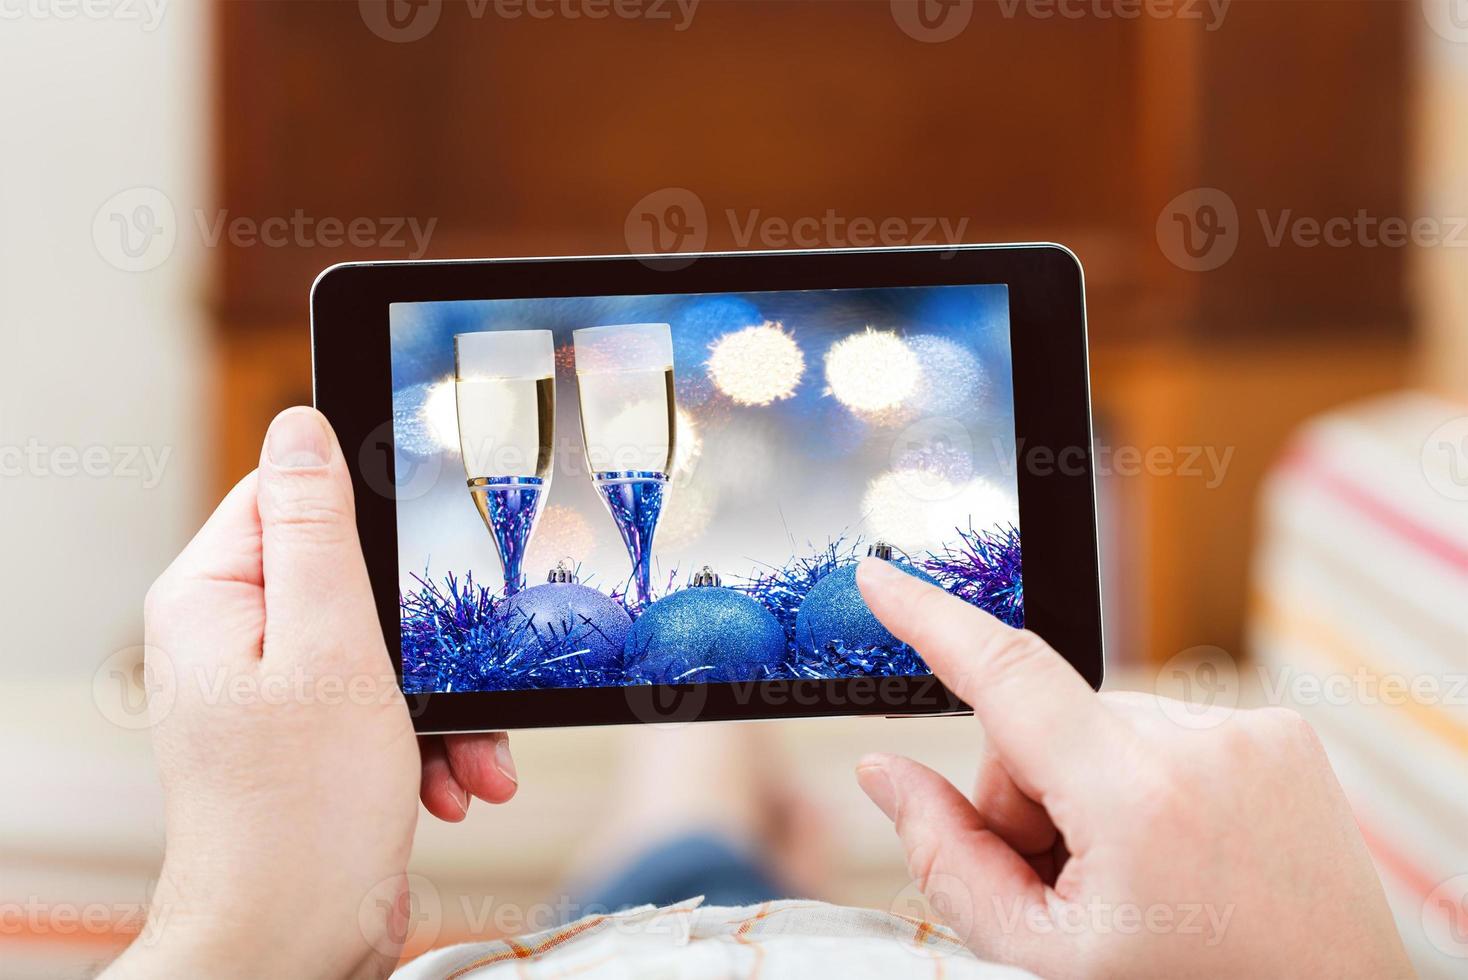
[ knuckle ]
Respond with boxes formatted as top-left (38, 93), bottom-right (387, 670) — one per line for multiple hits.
top-left (262, 478), bottom-right (354, 540)
top-left (978, 628), bottom-right (1051, 678)
top-left (271, 499), bottom-right (352, 532)
top-left (1252, 705), bottom-right (1322, 752)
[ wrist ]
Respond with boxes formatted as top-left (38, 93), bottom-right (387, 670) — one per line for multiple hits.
top-left (104, 912), bottom-right (278, 980)
top-left (105, 919), bottom-right (393, 980)
top-left (100, 859), bottom-right (397, 980)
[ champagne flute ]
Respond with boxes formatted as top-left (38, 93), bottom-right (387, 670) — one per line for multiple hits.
top-left (572, 323), bottom-right (676, 610)
top-left (454, 329), bottom-right (556, 597)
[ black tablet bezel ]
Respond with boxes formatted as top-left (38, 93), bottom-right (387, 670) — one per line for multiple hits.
top-left (311, 244), bottom-right (1103, 732)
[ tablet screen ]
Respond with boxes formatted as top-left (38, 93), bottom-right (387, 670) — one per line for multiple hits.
top-left (387, 284), bottom-right (1020, 694)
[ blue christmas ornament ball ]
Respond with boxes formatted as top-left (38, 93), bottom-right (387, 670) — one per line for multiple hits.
top-left (499, 581), bottom-right (632, 668)
top-left (795, 560), bottom-right (939, 654)
top-left (625, 586), bottom-right (787, 682)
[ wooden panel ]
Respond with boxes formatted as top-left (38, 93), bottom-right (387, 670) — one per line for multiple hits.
top-left (1415, 14), bottom-right (1468, 399)
top-left (215, 323), bottom-right (313, 490)
top-left (1194, 0), bottom-right (1411, 334)
top-left (215, 1), bottom-right (1412, 343)
top-left (215, 0), bottom-right (1147, 325)
top-left (1092, 337), bottom-right (1412, 666)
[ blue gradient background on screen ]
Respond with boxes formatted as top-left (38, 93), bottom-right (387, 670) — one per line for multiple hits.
top-left (388, 284), bottom-right (1016, 597)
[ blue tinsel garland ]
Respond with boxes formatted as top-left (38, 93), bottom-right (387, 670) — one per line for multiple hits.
top-left (920, 523), bottom-right (1024, 629)
top-left (399, 526), bottom-right (1024, 694)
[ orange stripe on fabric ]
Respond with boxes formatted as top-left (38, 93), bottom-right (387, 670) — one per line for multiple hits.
top-left (733, 900), bottom-right (773, 938)
top-left (1252, 590), bottom-right (1468, 758)
top-left (893, 911), bottom-right (965, 947)
top-left (730, 901), bottom-right (772, 980)
top-left (443, 915), bottom-right (608, 979)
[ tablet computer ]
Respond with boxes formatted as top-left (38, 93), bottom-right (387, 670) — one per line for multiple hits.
top-left (311, 244), bottom-right (1102, 733)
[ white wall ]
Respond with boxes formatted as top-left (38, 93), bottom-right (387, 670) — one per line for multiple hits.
top-left (0, 1), bottom-right (208, 680)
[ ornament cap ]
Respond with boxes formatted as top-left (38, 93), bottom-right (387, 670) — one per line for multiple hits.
top-left (690, 565), bottom-right (722, 588)
top-left (867, 541), bottom-right (895, 561)
top-left (547, 560), bottom-right (578, 584)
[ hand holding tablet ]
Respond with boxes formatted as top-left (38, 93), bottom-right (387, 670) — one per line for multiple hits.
top-left (120, 429), bottom-right (1407, 978)
top-left (310, 244), bottom-right (1104, 732)
top-left (110, 248), bottom-right (1409, 978)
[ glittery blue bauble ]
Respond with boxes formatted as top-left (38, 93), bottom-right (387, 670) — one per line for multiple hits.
top-left (499, 582), bottom-right (632, 668)
top-left (794, 561), bottom-right (939, 653)
top-left (625, 587), bottom-right (787, 682)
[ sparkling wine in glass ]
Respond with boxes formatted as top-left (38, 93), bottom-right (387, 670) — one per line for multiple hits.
top-left (454, 329), bottom-right (556, 597)
top-left (572, 323), bottom-right (676, 609)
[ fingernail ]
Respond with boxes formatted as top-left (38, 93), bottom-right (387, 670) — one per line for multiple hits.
top-left (856, 763), bottom-right (897, 821)
top-left (266, 409), bottom-right (330, 469)
top-left (494, 738), bottom-right (518, 785)
top-left (857, 556), bottom-right (904, 587)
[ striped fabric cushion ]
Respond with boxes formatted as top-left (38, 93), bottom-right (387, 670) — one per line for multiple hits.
top-left (1249, 392), bottom-right (1468, 978)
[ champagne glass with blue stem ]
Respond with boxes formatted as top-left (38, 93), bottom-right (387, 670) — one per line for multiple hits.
top-left (454, 329), bottom-right (556, 597)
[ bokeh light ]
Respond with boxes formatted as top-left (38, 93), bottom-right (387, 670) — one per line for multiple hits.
top-left (862, 468), bottom-right (940, 550)
top-left (825, 328), bottom-right (919, 414)
top-left (938, 477), bottom-right (1020, 534)
top-left (706, 321), bottom-right (805, 406)
top-left (421, 378), bottom-right (460, 454)
top-left (908, 334), bottom-right (988, 417)
top-left (862, 470), bottom-right (1018, 551)
top-left (677, 295), bottom-right (763, 354)
top-left (891, 440), bottom-right (975, 495)
top-left (675, 295), bottom-right (764, 403)
top-left (392, 381), bottom-right (439, 458)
